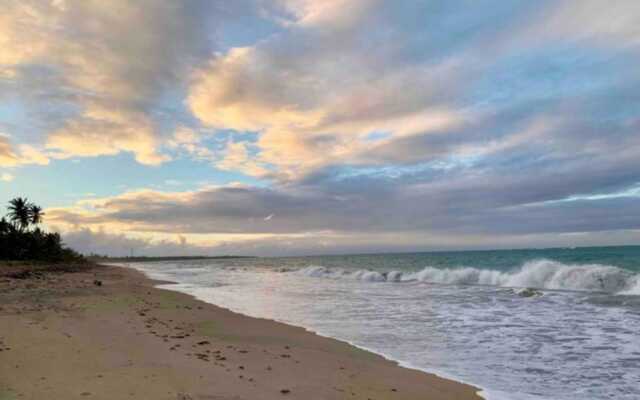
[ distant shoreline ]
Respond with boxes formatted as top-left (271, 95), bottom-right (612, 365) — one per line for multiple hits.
top-left (91, 244), bottom-right (640, 262)
top-left (90, 255), bottom-right (256, 263)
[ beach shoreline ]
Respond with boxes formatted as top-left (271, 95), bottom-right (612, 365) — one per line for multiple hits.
top-left (1, 263), bottom-right (483, 400)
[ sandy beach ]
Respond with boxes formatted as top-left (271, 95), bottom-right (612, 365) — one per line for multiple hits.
top-left (0, 263), bottom-right (482, 400)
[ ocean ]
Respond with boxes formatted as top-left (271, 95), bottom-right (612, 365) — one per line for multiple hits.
top-left (120, 246), bottom-right (640, 400)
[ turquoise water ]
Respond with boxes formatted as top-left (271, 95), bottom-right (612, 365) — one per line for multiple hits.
top-left (225, 245), bottom-right (640, 273)
top-left (124, 246), bottom-right (640, 400)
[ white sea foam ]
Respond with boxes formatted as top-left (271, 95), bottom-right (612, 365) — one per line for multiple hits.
top-left (352, 269), bottom-right (386, 282)
top-left (619, 275), bottom-right (640, 295)
top-left (297, 259), bottom-right (639, 294)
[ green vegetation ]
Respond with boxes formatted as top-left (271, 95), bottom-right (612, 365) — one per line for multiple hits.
top-left (0, 197), bottom-right (83, 262)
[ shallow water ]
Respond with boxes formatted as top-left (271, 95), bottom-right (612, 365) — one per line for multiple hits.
top-left (121, 246), bottom-right (640, 400)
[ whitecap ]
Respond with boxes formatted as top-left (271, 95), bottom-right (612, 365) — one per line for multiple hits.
top-left (295, 259), bottom-right (640, 294)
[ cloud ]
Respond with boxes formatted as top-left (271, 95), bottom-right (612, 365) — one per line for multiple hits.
top-left (217, 141), bottom-right (269, 177)
top-left (0, 0), bottom-right (267, 166)
top-left (6, 0), bottom-right (638, 178)
top-left (0, 135), bottom-right (50, 167)
top-left (0, 136), bottom-right (18, 166)
top-left (47, 159), bottom-right (640, 239)
top-left (187, 0), bottom-right (640, 183)
top-left (518, 0), bottom-right (640, 49)
top-left (167, 126), bottom-right (271, 176)
top-left (45, 102), bottom-right (169, 165)
top-left (167, 126), bottom-right (217, 162)
top-left (187, 2), bottom-right (472, 179)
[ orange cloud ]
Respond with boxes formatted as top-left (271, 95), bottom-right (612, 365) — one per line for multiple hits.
top-left (46, 103), bottom-right (169, 165)
top-left (0, 135), bottom-right (50, 167)
top-left (0, 136), bottom-right (18, 166)
top-left (218, 141), bottom-right (269, 177)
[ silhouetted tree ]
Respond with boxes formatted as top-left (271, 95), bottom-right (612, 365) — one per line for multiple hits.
top-left (29, 204), bottom-right (44, 226)
top-left (7, 197), bottom-right (31, 231)
top-left (0, 217), bottom-right (11, 234)
top-left (1, 198), bottom-right (83, 262)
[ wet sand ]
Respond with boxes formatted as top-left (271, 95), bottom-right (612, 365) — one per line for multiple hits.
top-left (0, 263), bottom-right (483, 400)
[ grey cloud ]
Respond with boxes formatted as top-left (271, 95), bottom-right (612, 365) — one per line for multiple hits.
top-left (50, 157), bottom-right (640, 238)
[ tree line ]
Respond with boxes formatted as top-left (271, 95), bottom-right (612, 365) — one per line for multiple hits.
top-left (0, 197), bottom-right (83, 262)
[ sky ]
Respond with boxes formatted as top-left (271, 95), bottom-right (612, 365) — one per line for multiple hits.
top-left (0, 0), bottom-right (639, 257)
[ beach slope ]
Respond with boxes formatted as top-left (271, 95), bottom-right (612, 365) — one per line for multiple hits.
top-left (0, 264), bottom-right (482, 400)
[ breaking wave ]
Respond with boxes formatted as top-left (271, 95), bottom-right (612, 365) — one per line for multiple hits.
top-left (296, 259), bottom-right (640, 294)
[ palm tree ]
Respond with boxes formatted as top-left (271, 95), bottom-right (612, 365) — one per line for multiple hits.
top-left (7, 197), bottom-right (31, 232)
top-left (29, 204), bottom-right (45, 226)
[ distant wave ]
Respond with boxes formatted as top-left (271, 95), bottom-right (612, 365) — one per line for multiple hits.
top-left (296, 259), bottom-right (640, 294)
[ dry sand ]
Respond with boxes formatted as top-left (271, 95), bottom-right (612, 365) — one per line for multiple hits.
top-left (0, 264), bottom-right (483, 400)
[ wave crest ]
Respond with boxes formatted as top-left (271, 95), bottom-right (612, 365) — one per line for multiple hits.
top-left (296, 259), bottom-right (639, 294)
